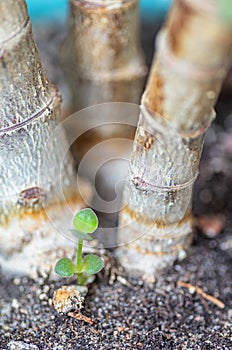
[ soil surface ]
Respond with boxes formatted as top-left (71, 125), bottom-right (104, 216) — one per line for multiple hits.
top-left (1, 224), bottom-right (232, 350)
top-left (1, 21), bottom-right (232, 349)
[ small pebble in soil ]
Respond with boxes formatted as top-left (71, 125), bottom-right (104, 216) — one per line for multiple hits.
top-left (7, 341), bottom-right (39, 350)
top-left (52, 285), bottom-right (84, 314)
top-left (195, 214), bottom-right (225, 238)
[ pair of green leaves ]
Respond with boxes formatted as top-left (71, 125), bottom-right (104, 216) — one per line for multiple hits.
top-left (55, 254), bottom-right (104, 277)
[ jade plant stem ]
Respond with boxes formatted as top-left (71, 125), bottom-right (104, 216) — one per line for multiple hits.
top-left (65, 0), bottom-right (147, 162)
top-left (67, 0), bottom-right (147, 111)
top-left (117, 0), bottom-right (232, 282)
top-left (0, 0), bottom-right (86, 279)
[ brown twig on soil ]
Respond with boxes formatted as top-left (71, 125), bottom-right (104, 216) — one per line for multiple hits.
top-left (67, 312), bottom-right (94, 325)
top-left (177, 281), bottom-right (225, 309)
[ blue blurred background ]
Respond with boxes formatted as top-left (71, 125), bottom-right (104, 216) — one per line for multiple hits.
top-left (26, 0), bottom-right (172, 23)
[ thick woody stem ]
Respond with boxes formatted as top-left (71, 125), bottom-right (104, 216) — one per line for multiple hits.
top-left (67, 0), bottom-right (147, 112)
top-left (66, 0), bottom-right (147, 185)
top-left (144, 0), bottom-right (232, 121)
top-left (117, 107), bottom-right (195, 282)
top-left (165, 0), bottom-right (232, 67)
top-left (0, 0), bottom-right (89, 278)
top-left (117, 0), bottom-right (232, 281)
top-left (144, 0), bottom-right (232, 170)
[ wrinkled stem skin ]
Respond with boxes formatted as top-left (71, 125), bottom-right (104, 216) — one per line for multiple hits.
top-left (67, 0), bottom-right (147, 111)
top-left (117, 0), bottom-right (232, 282)
top-left (0, 0), bottom-right (86, 279)
top-left (65, 0), bottom-right (147, 163)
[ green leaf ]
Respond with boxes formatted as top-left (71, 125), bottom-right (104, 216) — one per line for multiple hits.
top-left (54, 258), bottom-right (75, 277)
top-left (82, 254), bottom-right (104, 275)
top-left (69, 229), bottom-right (93, 241)
top-left (221, 0), bottom-right (232, 23)
top-left (73, 208), bottom-right (98, 234)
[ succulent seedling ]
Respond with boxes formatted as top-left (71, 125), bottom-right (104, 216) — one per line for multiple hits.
top-left (55, 208), bottom-right (104, 286)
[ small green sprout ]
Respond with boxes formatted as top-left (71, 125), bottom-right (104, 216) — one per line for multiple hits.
top-left (55, 208), bottom-right (104, 286)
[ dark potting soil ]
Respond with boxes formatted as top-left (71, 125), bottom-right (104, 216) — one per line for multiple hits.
top-left (1, 22), bottom-right (232, 349)
top-left (0, 222), bottom-right (232, 349)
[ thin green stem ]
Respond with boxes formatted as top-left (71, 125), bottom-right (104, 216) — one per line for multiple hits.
top-left (76, 239), bottom-right (83, 272)
top-left (77, 273), bottom-right (87, 286)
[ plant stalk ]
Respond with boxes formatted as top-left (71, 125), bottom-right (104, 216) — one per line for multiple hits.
top-left (65, 0), bottom-right (147, 161)
top-left (117, 0), bottom-right (232, 282)
top-left (0, 0), bottom-right (90, 279)
top-left (76, 239), bottom-right (83, 271)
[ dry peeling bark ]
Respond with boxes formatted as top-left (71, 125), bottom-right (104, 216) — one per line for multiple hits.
top-left (0, 0), bottom-right (90, 278)
top-left (65, 0), bottom-right (147, 160)
top-left (117, 0), bottom-right (232, 282)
